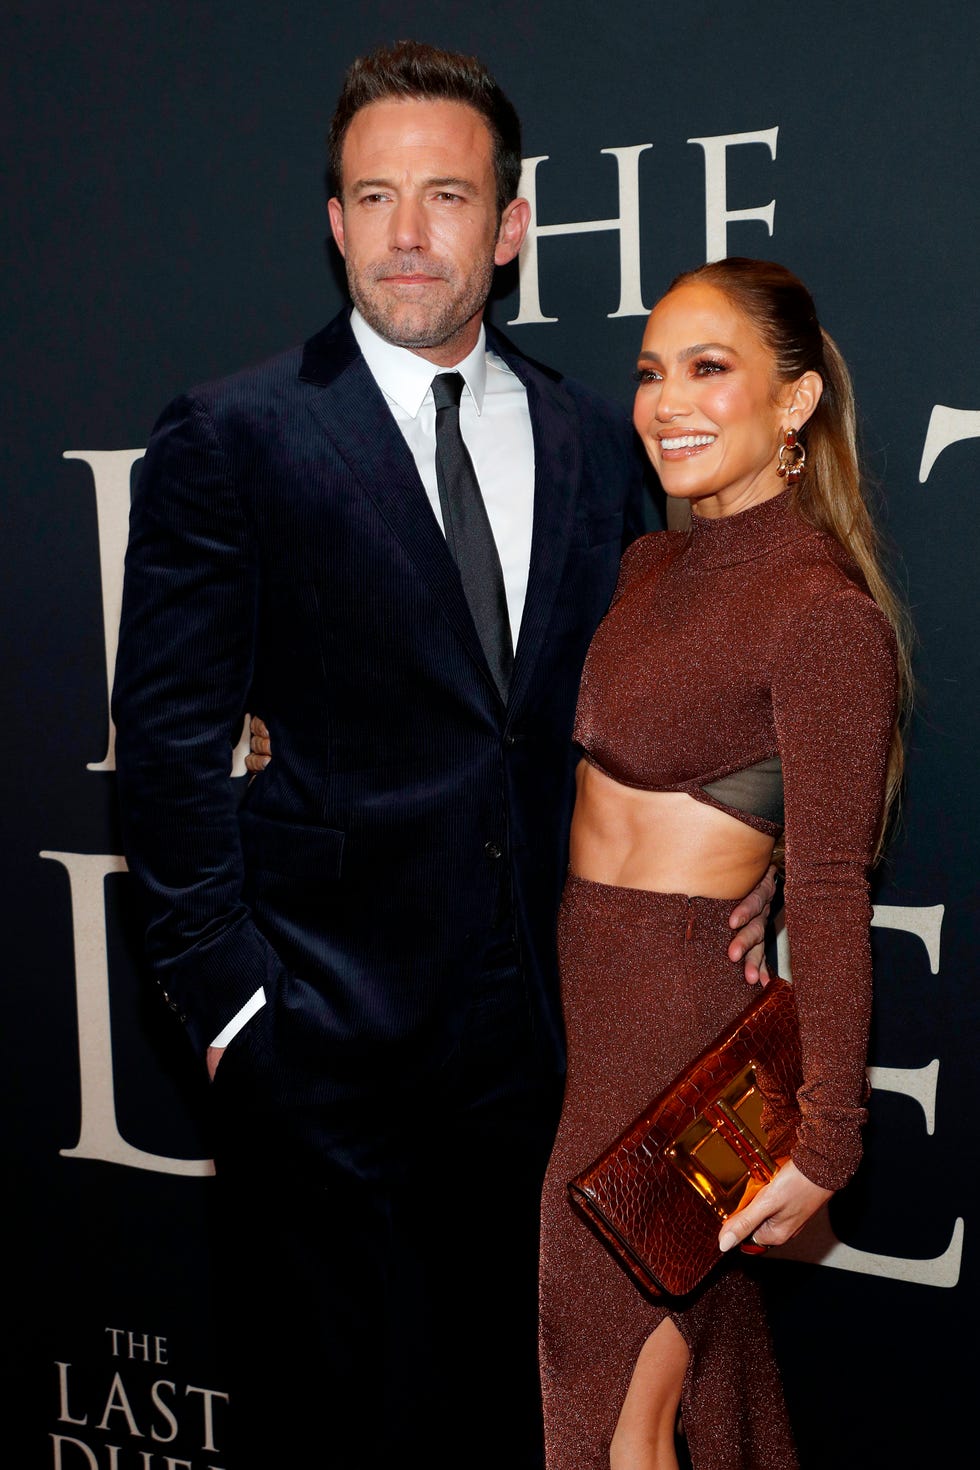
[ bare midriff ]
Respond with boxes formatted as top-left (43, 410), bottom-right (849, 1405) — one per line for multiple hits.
top-left (569, 759), bottom-right (776, 899)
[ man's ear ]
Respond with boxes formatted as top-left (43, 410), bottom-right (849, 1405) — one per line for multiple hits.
top-left (327, 196), bottom-right (346, 257)
top-left (494, 197), bottom-right (530, 267)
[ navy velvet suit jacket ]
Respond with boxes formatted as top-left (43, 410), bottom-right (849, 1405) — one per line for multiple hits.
top-left (113, 309), bottom-right (645, 1108)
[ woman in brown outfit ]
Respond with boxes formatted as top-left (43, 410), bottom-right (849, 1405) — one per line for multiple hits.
top-left (538, 259), bottom-right (910, 1470)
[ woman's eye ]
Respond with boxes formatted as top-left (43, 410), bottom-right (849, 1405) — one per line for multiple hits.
top-left (693, 358), bottom-right (728, 375)
top-left (633, 368), bottom-right (662, 384)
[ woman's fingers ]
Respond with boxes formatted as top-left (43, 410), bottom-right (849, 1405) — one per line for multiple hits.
top-left (718, 1161), bottom-right (833, 1253)
top-left (718, 1189), bottom-right (774, 1253)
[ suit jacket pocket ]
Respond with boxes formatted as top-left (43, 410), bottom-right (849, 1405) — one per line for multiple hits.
top-left (239, 808), bottom-right (345, 880)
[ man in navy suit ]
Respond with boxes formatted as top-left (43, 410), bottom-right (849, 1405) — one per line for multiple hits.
top-left (113, 40), bottom-right (770, 1470)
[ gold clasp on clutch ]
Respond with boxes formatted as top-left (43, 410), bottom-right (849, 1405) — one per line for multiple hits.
top-left (666, 1062), bottom-right (777, 1220)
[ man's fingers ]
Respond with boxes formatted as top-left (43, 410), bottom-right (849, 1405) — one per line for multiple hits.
top-left (728, 891), bottom-right (763, 928)
top-left (727, 864), bottom-right (777, 928)
top-left (248, 715), bottom-right (271, 767)
top-left (728, 918), bottom-right (765, 965)
top-left (728, 862), bottom-right (778, 978)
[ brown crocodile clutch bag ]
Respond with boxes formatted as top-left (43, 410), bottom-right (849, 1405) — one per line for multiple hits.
top-left (567, 976), bottom-right (801, 1300)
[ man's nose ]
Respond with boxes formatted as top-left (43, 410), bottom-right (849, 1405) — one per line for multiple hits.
top-left (390, 195), bottom-right (428, 252)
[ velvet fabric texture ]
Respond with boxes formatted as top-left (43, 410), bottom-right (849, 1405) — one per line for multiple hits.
top-left (112, 307), bottom-right (646, 1466)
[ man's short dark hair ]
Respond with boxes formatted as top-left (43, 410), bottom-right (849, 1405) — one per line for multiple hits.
top-left (328, 40), bottom-right (523, 217)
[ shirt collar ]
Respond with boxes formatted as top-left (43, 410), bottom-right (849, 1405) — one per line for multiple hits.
top-left (350, 308), bottom-right (488, 418)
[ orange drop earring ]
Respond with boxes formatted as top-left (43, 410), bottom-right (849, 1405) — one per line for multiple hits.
top-left (776, 427), bottom-right (806, 486)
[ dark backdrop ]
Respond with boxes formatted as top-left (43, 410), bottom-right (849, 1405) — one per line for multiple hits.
top-left (5, 2), bottom-right (977, 1464)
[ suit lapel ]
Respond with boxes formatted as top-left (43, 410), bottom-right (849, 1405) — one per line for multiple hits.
top-left (488, 328), bottom-right (583, 714)
top-left (300, 313), bottom-right (495, 693)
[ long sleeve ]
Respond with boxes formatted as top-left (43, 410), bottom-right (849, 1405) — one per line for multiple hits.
top-left (772, 587), bottom-right (898, 1190)
top-left (572, 490), bottom-right (900, 1192)
top-left (112, 392), bottom-right (276, 1056)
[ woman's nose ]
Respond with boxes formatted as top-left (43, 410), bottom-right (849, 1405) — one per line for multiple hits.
top-left (654, 374), bottom-right (690, 421)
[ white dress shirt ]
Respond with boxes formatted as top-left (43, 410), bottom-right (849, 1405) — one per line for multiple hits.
top-left (211, 309), bottom-right (536, 1049)
top-left (350, 308), bottom-right (535, 637)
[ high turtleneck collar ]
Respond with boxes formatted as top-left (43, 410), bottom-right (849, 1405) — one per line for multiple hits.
top-left (685, 490), bottom-right (808, 569)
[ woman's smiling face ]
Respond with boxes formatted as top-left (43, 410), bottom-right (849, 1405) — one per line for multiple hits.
top-left (633, 281), bottom-right (796, 519)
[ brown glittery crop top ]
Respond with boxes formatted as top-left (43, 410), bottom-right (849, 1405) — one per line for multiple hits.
top-left (573, 491), bottom-right (898, 1190)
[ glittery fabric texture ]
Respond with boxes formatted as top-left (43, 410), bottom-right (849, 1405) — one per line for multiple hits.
top-left (541, 881), bottom-right (798, 1470)
top-left (540, 494), bottom-right (897, 1468)
top-left (572, 492), bottom-right (898, 1190)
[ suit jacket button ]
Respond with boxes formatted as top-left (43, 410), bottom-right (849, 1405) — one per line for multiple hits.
top-left (485, 841), bottom-right (502, 860)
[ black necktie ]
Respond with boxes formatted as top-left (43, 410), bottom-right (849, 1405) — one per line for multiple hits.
top-left (431, 371), bottom-right (514, 698)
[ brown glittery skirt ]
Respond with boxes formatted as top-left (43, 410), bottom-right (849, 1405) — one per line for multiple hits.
top-left (539, 874), bottom-right (799, 1470)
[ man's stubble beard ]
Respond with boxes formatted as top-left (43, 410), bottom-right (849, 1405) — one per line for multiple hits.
top-left (347, 254), bottom-right (496, 352)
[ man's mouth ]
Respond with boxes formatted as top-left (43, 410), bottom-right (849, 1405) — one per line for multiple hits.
top-left (379, 272), bottom-right (444, 285)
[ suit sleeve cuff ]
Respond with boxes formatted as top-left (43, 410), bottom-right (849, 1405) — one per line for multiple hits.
top-left (210, 987), bottom-right (266, 1047)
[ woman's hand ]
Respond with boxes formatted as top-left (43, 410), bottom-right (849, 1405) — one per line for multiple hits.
top-left (717, 1158), bottom-right (832, 1254)
top-left (245, 715), bottom-right (271, 774)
